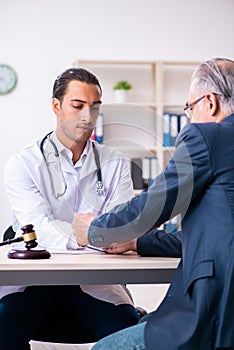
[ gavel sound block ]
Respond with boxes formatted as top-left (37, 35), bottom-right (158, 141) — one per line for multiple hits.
top-left (0, 224), bottom-right (51, 259)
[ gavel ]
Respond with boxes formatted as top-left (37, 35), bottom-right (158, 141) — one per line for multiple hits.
top-left (0, 224), bottom-right (51, 259)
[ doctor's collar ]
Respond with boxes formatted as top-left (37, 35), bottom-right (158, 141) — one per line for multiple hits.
top-left (49, 132), bottom-right (66, 154)
top-left (50, 132), bottom-right (90, 161)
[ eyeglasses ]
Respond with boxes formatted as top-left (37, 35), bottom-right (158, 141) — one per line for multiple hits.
top-left (184, 95), bottom-right (205, 119)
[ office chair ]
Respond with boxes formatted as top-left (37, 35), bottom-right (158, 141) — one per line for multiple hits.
top-left (3, 225), bottom-right (16, 240)
top-left (2, 226), bottom-right (147, 344)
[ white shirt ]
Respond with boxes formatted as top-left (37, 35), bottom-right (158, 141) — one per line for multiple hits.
top-left (3, 133), bottom-right (134, 305)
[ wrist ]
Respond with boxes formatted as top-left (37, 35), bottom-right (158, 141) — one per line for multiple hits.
top-left (131, 239), bottom-right (137, 251)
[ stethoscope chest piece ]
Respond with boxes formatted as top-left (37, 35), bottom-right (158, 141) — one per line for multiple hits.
top-left (96, 181), bottom-right (105, 195)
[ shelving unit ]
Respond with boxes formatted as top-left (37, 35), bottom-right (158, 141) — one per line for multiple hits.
top-left (73, 59), bottom-right (200, 174)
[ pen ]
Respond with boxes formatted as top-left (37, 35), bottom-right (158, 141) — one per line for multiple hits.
top-left (86, 245), bottom-right (106, 253)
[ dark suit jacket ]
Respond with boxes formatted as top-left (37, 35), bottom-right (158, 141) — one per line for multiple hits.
top-left (89, 114), bottom-right (234, 349)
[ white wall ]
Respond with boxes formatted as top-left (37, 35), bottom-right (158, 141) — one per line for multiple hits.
top-left (0, 0), bottom-right (234, 234)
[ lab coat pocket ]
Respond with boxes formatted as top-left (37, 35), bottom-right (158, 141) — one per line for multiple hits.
top-left (184, 260), bottom-right (214, 295)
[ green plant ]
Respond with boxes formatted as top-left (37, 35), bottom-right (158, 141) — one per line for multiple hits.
top-left (113, 80), bottom-right (132, 90)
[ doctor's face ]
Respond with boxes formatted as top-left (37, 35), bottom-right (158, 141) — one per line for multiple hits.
top-left (52, 80), bottom-right (102, 145)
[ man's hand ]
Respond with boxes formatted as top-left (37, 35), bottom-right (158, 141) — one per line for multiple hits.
top-left (72, 213), bottom-right (96, 246)
top-left (103, 239), bottom-right (137, 255)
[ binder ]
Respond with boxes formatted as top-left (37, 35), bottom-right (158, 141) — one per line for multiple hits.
top-left (164, 216), bottom-right (178, 233)
top-left (131, 158), bottom-right (144, 189)
top-left (132, 157), bottom-right (158, 189)
top-left (163, 113), bottom-right (171, 146)
top-left (142, 158), bottom-right (150, 188)
top-left (180, 114), bottom-right (187, 131)
top-left (95, 112), bottom-right (104, 144)
top-left (146, 156), bottom-right (158, 187)
top-left (90, 129), bottom-right (95, 140)
top-left (170, 114), bottom-right (178, 146)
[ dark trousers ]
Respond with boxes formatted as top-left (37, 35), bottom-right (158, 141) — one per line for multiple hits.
top-left (0, 285), bottom-right (139, 350)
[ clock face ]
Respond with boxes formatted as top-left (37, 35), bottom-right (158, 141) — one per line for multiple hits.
top-left (0, 64), bottom-right (17, 95)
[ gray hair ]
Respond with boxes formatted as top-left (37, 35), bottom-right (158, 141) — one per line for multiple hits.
top-left (190, 58), bottom-right (234, 115)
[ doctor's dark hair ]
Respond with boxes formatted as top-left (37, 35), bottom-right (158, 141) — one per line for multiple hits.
top-left (191, 57), bottom-right (234, 115)
top-left (52, 68), bottom-right (102, 103)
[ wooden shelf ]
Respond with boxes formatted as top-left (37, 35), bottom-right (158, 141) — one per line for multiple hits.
top-left (73, 59), bottom-right (200, 172)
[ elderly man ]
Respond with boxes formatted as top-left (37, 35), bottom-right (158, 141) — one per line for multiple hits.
top-left (73, 58), bottom-right (234, 350)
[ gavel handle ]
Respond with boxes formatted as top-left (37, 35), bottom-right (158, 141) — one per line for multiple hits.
top-left (0, 236), bottom-right (23, 247)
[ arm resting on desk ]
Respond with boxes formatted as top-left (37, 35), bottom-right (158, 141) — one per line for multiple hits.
top-left (137, 229), bottom-right (182, 257)
top-left (104, 229), bottom-right (182, 258)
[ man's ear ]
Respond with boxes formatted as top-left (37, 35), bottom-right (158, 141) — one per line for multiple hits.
top-left (206, 93), bottom-right (219, 117)
top-left (52, 98), bottom-right (61, 115)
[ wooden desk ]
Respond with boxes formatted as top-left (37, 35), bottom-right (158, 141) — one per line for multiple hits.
top-left (0, 248), bottom-right (179, 286)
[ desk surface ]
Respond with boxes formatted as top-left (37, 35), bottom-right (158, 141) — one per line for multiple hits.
top-left (0, 248), bottom-right (179, 285)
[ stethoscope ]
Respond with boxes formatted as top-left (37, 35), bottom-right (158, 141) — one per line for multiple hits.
top-left (40, 132), bottom-right (105, 199)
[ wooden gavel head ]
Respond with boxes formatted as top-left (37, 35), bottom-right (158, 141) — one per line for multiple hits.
top-left (21, 224), bottom-right (38, 250)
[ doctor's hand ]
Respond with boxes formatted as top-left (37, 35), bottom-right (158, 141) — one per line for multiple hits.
top-left (72, 213), bottom-right (96, 246)
top-left (103, 239), bottom-right (137, 255)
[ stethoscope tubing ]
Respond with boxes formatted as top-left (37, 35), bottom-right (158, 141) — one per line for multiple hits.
top-left (40, 132), bottom-right (105, 197)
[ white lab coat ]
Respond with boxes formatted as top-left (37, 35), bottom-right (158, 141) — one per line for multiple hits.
top-left (2, 133), bottom-right (134, 305)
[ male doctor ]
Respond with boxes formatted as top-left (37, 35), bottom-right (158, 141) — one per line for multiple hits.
top-left (2, 68), bottom-right (139, 350)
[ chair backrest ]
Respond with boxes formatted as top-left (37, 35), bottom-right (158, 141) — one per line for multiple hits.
top-left (3, 226), bottom-right (16, 240)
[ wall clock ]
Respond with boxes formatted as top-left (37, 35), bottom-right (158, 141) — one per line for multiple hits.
top-left (0, 64), bottom-right (17, 95)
